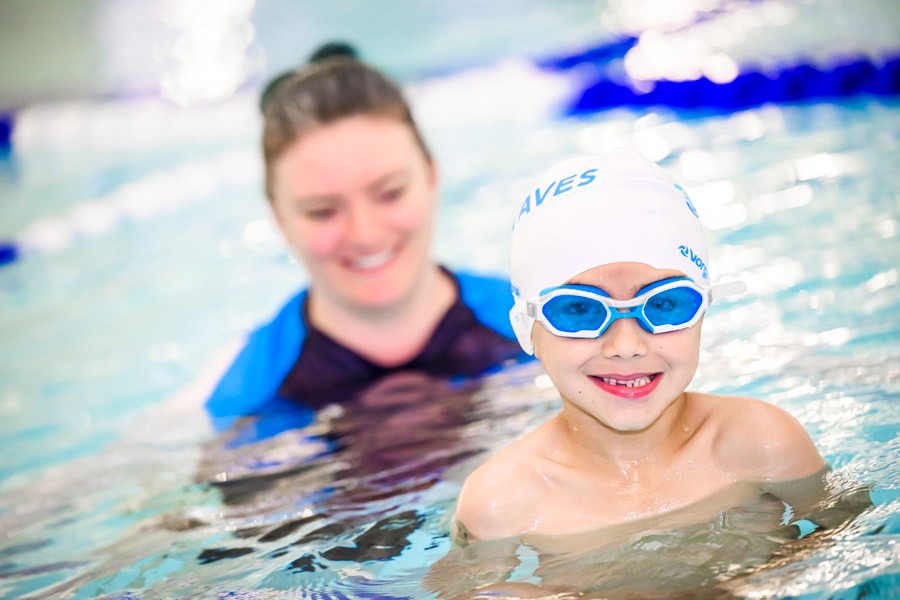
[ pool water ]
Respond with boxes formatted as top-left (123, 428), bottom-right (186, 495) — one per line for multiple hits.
top-left (1, 1), bottom-right (899, 598)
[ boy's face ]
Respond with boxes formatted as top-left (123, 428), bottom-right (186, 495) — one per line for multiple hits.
top-left (532, 262), bottom-right (702, 433)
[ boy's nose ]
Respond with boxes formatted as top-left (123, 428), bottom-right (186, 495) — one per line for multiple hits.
top-left (600, 316), bottom-right (648, 359)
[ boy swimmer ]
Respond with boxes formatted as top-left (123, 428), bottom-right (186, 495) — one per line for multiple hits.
top-left (454, 147), bottom-right (828, 542)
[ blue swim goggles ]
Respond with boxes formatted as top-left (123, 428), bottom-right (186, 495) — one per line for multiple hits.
top-left (526, 277), bottom-right (709, 339)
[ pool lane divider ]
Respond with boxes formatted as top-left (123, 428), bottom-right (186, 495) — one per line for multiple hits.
top-left (0, 241), bottom-right (17, 267)
top-left (535, 37), bottom-right (900, 114)
top-left (1, 111), bottom-right (15, 266)
top-left (0, 148), bottom-right (260, 269)
top-left (562, 51), bottom-right (900, 114)
top-left (1, 43), bottom-right (898, 270)
top-left (0, 112), bottom-right (11, 152)
top-left (1, 111), bottom-right (15, 267)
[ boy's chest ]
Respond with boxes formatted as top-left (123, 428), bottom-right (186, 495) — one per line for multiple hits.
top-left (535, 448), bottom-right (743, 534)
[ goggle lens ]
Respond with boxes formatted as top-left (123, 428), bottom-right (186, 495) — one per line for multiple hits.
top-left (531, 278), bottom-right (708, 338)
top-left (542, 295), bottom-right (610, 333)
top-left (643, 286), bottom-right (704, 327)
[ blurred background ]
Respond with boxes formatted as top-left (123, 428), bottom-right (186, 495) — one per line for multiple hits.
top-left (0, 1), bottom-right (898, 598)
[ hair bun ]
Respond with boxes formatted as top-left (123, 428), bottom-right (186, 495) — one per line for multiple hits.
top-left (308, 41), bottom-right (358, 64)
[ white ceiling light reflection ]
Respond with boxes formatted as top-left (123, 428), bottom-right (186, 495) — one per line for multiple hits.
top-left (819, 328), bottom-right (852, 347)
top-left (632, 121), bottom-right (694, 161)
top-left (242, 218), bottom-right (280, 246)
top-left (157, 0), bottom-right (259, 106)
top-left (606, 0), bottom-right (801, 86)
top-left (625, 31), bottom-right (713, 82)
top-left (822, 260), bottom-right (841, 279)
top-left (700, 53), bottom-right (739, 83)
top-left (752, 184), bottom-right (813, 215)
top-left (794, 152), bottom-right (862, 181)
top-left (875, 217), bottom-right (897, 239)
top-left (633, 129), bottom-right (672, 161)
top-left (747, 258), bottom-right (804, 295)
top-left (715, 244), bottom-right (767, 276)
top-left (574, 122), bottom-right (632, 155)
top-left (866, 269), bottom-right (898, 293)
top-left (679, 149), bottom-right (720, 181)
top-left (728, 111), bottom-right (767, 141)
top-left (600, 0), bottom-right (719, 34)
top-left (688, 180), bottom-right (746, 230)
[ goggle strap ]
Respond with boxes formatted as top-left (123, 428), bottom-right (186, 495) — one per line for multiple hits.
top-left (710, 280), bottom-right (747, 303)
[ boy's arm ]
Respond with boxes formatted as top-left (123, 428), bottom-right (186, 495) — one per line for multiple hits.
top-left (454, 454), bottom-right (540, 542)
top-left (422, 464), bottom-right (533, 596)
top-left (723, 398), bottom-right (870, 530)
top-left (423, 527), bottom-right (526, 597)
top-left (718, 397), bottom-right (825, 482)
top-left (763, 468), bottom-right (873, 532)
top-left (454, 467), bottom-right (514, 542)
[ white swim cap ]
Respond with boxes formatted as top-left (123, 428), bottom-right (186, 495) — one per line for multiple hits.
top-left (509, 146), bottom-right (710, 354)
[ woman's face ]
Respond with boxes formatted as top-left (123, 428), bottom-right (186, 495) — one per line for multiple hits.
top-left (270, 115), bottom-right (438, 312)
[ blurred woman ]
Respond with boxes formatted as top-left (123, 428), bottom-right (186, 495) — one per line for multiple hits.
top-left (204, 44), bottom-right (524, 426)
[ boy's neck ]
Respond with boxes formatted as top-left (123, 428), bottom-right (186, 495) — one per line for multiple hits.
top-left (555, 392), bottom-right (695, 473)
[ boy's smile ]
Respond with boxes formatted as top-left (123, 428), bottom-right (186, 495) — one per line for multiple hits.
top-left (532, 262), bottom-right (702, 433)
top-left (589, 372), bottom-right (662, 398)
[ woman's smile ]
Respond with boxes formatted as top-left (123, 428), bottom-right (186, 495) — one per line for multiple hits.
top-left (271, 115), bottom-right (439, 311)
top-left (344, 245), bottom-right (399, 272)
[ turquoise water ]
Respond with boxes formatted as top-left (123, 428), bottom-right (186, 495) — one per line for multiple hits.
top-left (1, 2), bottom-right (899, 598)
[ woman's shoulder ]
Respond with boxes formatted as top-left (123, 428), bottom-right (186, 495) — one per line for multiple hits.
top-left (452, 269), bottom-right (511, 306)
top-left (450, 268), bottom-right (517, 340)
top-left (693, 392), bottom-right (826, 481)
top-left (205, 287), bottom-right (310, 420)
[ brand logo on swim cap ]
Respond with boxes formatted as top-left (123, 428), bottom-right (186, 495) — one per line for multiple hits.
top-left (679, 245), bottom-right (708, 280)
top-left (514, 168), bottom-right (598, 227)
top-left (675, 184), bottom-right (699, 219)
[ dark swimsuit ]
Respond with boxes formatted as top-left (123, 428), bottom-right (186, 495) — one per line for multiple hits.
top-left (279, 292), bottom-right (523, 409)
top-left (205, 269), bottom-right (527, 427)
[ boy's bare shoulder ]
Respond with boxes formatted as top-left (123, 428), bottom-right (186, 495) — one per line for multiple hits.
top-left (698, 393), bottom-right (826, 481)
top-left (454, 424), bottom-right (554, 541)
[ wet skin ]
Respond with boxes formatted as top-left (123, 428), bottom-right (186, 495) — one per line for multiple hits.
top-left (269, 115), bottom-right (456, 365)
top-left (454, 262), bottom-right (827, 541)
top-left (270, 115), bottom-right (442, 314)
top-left (532, 262), bottom-right (701, 434)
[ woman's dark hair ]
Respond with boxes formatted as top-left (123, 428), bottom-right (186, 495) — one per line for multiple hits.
top-left (260, 42), bottom-right (432, 201)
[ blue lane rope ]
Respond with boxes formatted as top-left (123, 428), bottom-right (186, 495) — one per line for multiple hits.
top-left (0, 112), bottom-right (11, 152)
top-left (565, 53), bottom-right (900, 115)
top-left (0, 241), bottom-right (18, 267)
top-left (535, 35), bottom-right (900, 114)
top-left (1, 113), bottom-right (14, 266)
top-left (536, 37), bottom-right (637, 71)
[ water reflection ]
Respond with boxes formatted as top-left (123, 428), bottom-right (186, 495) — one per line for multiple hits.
top-left (426, 472), bottom-right (873, 599)
top-left (189, 369), bottom-right (548, 571)
top-left (156, 0), bottom-right (260, 106)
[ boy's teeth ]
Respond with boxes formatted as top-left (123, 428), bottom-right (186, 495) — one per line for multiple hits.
top-left (352, 249), bottom-right (394, 269)
top-left (600, 376), bottom-right (652, 387)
